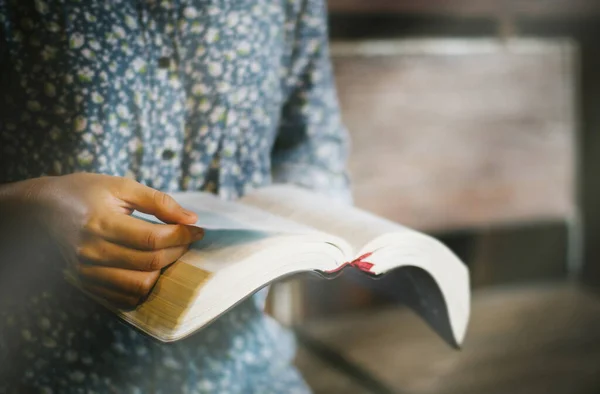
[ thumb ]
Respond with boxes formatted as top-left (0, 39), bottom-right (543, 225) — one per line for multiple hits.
top-left (120, 180), bottom-right (198, 225)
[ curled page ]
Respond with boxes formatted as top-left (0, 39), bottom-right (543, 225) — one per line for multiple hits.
top-left (132, 191), bottom-right (313, 234)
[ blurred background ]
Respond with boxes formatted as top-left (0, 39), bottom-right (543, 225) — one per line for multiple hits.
top-left (268, 1), bottom-right (600, 393)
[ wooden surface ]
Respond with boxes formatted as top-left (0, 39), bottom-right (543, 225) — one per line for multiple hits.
top-left (328, 0), bottom-right (600, 19)
top-left (469, 223), bottom-right (569, 287)
top-left (295, 346), bottom-right (372, 394)
top-left (333, 39), bottom-right (577, 232)
top-left (579, 27), bottom-right (600, 287)
top-left (295, 283), bottom-right (600, 394)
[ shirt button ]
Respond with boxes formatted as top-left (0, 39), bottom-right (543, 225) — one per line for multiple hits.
top-left (158, 57), bottom-right (171, 69)
top-left (162, 149), bottom-right (175, 160)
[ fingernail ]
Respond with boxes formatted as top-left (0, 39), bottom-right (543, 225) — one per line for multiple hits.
top-left (183, 210), bottom-right (196, 217)
top-left (192, 227), bottom-right (204, 240)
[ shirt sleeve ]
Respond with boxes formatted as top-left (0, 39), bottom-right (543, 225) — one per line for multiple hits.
top-left (271, 0), bottom-right (352, 204)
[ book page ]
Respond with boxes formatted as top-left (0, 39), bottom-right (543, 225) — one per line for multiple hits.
top-left (241, 185), bottom-right (413, 252)
top-left (132, 190), bottom-right (352, 272)
top-left (241, 185), bottom-right (470, 347)
top-left (183, 228), bottom-right (349, 269)
top-left (133, 191), bottom-right (313, 234)
top-left (181, 230), bottom-right (275, 272)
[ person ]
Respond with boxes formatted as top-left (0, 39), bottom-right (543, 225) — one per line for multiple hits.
top-left (0, 0), bottom-right (350, 392)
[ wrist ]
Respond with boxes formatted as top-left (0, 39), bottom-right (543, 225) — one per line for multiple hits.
top-left (0, 176), bottom-right (56, 210)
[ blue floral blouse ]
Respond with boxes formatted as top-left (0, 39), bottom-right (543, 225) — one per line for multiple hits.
top-left (0, 0), bottom-right (350, 392)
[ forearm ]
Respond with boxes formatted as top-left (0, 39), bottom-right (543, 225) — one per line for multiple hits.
top-left (0, 178), bottom-right (63, 299)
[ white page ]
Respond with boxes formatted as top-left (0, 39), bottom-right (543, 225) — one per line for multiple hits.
top-left (241, 186), bottom-right (471, 347)
top-left (132, 190), bottom-right (351, 273)
top-left (181, 230), bottom-right (274, 272)
top-left (242, 185), bottom-right (413, 251)
top-left (179, 230), bottom-right (348, 273)
top-left (133, 191), bottom-right (313, 234)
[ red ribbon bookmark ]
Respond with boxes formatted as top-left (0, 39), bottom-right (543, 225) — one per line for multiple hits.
top-left (324, 252), bottom-right (374, 275)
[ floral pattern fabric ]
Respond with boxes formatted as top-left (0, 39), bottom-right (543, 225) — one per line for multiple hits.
top-left (0, 0), bottom-right (350, 392)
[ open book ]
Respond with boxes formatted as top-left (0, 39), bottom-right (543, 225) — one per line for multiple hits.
top-left (67, 185), bottom-right (470, 346)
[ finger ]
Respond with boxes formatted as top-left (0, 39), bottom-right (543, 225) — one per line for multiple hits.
top-left (76, 264), bottom-right (161, 297)
top-left (118, 180), bottom-right (197, 225)
top-left (78, 238), bottom-right (189, 271)
top-left (82, 282), bottom-right (142, 310)
top-left (87, 213), bottom-right (204, 250)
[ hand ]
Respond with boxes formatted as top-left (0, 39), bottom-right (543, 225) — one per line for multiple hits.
top-left (27, 173), bottom-right (204, 308)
